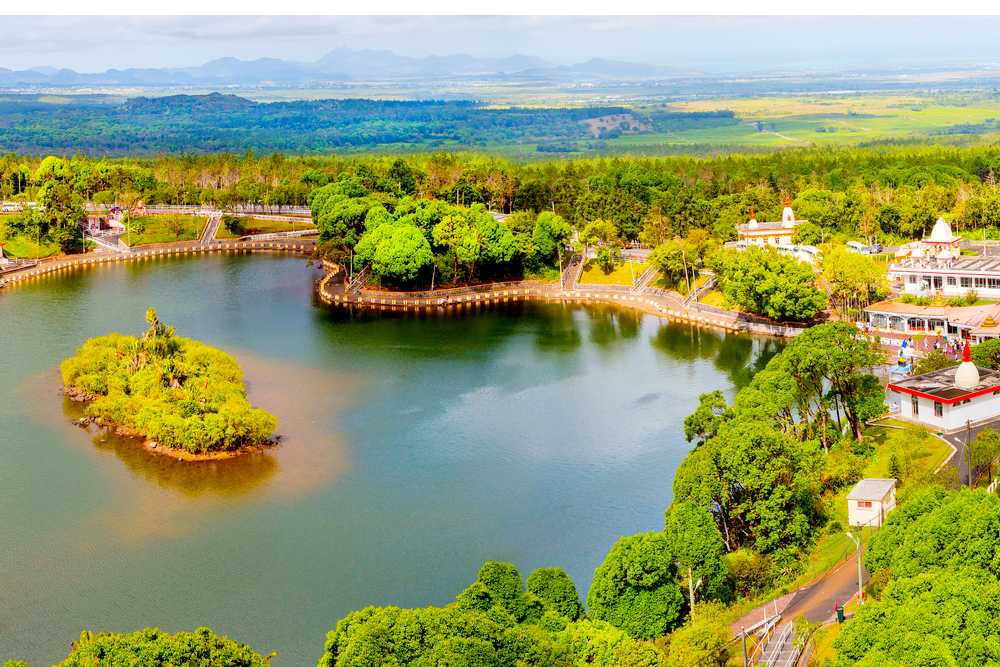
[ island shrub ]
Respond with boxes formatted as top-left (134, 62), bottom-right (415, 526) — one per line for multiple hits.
top-left (60, 309), bottom-right (277, 454)
top-left (55, 627), bottom-right (270, 667)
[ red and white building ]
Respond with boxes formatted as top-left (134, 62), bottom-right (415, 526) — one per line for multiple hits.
top-left (886, 343), bottom-right (1000, 432)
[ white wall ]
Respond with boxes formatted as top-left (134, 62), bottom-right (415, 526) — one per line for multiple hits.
top-left (848, 488), bottom-right (896, 527)
top-left (891, 390), bottom-right (1000, 431)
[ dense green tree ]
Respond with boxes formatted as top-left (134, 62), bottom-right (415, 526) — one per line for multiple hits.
top-left (665, 502), bottom-right (732, 603)
top-left (972, 338), bottom-right (1000, 369)
top-left (526, 567), bottom-right (584, 621)
top-left (709, 247), bottom-right (827, 321)
top-left (682, 390), bottom-right (730, 446)
top-left (367, 224), bottom-right (433, 286)
top-left (792, 221), bottom-right (824, 245)
top-left (531, 211), bottom-right (571, 265)
top-left (673, 416), bottom-right (822, 555)
top-left (913, 349), bottom-right (956, 375)
top-left (821, 245), bottom-right (889, 317)
top-left (834, 568), bottom-right (1000, 666)
top-left (649, 238), bottom-right (699, 292)
top-left (588, 532), bottom-right (685, 639)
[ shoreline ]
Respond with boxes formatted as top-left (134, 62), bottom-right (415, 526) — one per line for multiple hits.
top-left (65, 387), bottom-right (280, 462)
top-left (316, 268), bottom-right (810, 339)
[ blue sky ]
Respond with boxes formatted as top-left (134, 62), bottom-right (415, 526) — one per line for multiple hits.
top-left (3, 16), bottom-right (1000, 73)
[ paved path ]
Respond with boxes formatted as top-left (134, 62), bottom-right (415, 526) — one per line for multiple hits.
top-left (200, 212), bottom-right (222, 245)
top-left (731, 552), bottom-right (869, 664)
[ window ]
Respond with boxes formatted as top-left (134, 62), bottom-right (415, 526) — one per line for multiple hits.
top-left (977, 278), bottom-right (988, 288)
top-left (857, 501), bottom-right (872, 509)
top-left (908, 275), bottom-right (918, 284)
top-left (934, 276), bottom-right (944, 289)
top-left (934, 402), bottom-right (943, 417)
top-left (947, 276), bottom-right (957, 286)
top-left (989, 278), bottom-right (1000, 290)
top-left (912, 395), bottom-right (919, 416)
top-left (962, 277), bottom-right (973, 288)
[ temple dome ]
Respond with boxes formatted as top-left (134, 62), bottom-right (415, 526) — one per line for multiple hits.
top-left (955, 342), bottom-right (980, 390)
top-left (929, 217), bottom-right (954, 243)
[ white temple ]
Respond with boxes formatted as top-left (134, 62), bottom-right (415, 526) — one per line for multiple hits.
top-left (886, 217), bottom-right (1000, 298)
top-left (736, 195), bottom-right (803, 247)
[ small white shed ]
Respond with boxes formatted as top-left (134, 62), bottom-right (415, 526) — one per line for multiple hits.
top-left (847, 478), bottom-right (897, 528)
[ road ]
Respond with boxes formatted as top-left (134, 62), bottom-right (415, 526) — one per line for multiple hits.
top-left (731, 551), bottom-right (870, 664)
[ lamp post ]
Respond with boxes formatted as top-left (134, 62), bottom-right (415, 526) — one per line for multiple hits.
top-left (845, 531), bottom-right (864, 606)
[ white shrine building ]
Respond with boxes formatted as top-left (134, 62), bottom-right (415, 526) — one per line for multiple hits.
top-left (886, 342), bottom-right (1000, 432)
top-left (887, 217), bottom-right (1000, 298)
top-left (736, 196), bottom-right (803, 248)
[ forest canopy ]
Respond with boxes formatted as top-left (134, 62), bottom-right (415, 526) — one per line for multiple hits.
top-left (60, 308), bottom-right (277, 454)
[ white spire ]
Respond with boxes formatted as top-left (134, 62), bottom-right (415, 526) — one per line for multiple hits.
top-left (955, 341), bottom-right (980, 390)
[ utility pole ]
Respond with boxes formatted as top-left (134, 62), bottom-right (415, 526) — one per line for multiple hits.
top-left (845, 531), bottom-right (864, 606)
top-left (741, 628), bottom-right (748, 667)
top-left (967, 419), bottom-right (974, 487)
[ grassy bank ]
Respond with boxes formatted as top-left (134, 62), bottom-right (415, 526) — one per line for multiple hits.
top-left (216, 216), bottom-right (315, 239)
top-left (578, 259), bottom-right (649, 286)
top-left (125, 215), bottom-right (205, 246)
top-left (0, 217), bottom-right (60, 258)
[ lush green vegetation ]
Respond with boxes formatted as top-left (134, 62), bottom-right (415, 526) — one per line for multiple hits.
top-left (0, 216), bottom-right (60, 258)
top-left (10, 92), bottom-right (1000, 157)
top-left (708, 247), bottom-right (827, 321)
top-left (310, 176), bottom-right (570, 287)
top-left (0, 94), bottom-right (701, 156)
top-left (60, 309), bottom-right (277, 454)
top-left (832, 488), bottom-right (1000, 666)
top-left (317, 560), bottom-right (667, 667)
top-left (50, 627), bottom-right (270, 667)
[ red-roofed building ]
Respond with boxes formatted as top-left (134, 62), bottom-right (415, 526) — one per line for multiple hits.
top-left (887, 343), bottom-right (1000, 431)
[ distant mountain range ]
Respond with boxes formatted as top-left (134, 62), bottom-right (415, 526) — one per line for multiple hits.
top-left (0, 49), bottom-right (691, 87)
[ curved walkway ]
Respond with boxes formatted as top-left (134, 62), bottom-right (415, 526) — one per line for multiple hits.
top-left (0, 238), bottom-right (316, 289)
top-left (316, 271), bottom-right (808, 338)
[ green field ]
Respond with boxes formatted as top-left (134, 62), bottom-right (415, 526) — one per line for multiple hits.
top-left (216, 216), bottom-right (315, 239)
top-left (0, 217), bottom-right (60, 259)
top-left (601, 93), bottom-right (1000, 153)
top-left (578, 259), bottom-right (648, 286)
top-left (125, 215), bottom-right (205, 246)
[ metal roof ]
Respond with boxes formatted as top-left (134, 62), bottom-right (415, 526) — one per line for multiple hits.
top-left (888, 364), bottom-right (1000, 402)
top-left (847, 478), bottom-right (897, 501)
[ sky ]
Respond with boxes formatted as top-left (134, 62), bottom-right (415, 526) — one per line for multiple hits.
top-left (5, 16), bottom-right (1000, 73)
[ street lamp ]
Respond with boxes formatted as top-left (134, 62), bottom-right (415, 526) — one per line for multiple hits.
top-left (845, 531), bottom-right (864, 606)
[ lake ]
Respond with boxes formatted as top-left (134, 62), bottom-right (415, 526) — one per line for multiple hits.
top-left (0, 254), bottom-right (778, 665)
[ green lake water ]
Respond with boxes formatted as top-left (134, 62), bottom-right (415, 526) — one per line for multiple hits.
top-left (0, 254), bottom-right (779, 665)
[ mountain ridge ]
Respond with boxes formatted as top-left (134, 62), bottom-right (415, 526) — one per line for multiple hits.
top-left (0, 48), bottom-right (687, 87)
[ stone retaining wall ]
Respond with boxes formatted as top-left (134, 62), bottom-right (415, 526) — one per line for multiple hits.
top-left (0, 239), bottom-right (316, 288)
top-left (316, 272), bottom-right (806, 338)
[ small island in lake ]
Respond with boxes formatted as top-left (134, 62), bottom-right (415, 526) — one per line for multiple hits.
top-left (60, 308), bottom-right (278, 459)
